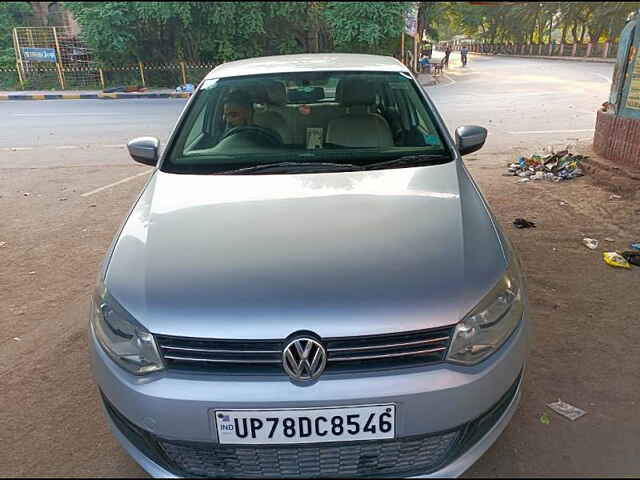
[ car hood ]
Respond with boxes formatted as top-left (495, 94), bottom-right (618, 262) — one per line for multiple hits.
top-left (105, 162), bottom-right (508, 339)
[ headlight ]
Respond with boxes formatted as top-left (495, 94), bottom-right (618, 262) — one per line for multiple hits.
top-left (90, 283), bottom-right (164, 375)
top-left (447, 261), bottom-right (524, 365)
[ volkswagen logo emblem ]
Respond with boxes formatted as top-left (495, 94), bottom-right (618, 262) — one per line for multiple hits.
top-left (282, 337), bottom-right (327, 381)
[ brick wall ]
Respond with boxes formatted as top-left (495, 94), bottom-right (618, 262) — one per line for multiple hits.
top-left (594, 110), bottom-right (640, 169)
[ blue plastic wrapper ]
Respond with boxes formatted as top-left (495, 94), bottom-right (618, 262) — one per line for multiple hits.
top-left (176, 83), bottom-right (194, 93)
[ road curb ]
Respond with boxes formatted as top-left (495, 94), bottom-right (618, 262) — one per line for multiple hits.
top-left (469, 52), bottom-right (615, 64)
top-left (0, 92), bottom-right (192, 101)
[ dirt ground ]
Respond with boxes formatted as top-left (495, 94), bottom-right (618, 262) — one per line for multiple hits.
top-left (1, 144), bottom-right (639, 477)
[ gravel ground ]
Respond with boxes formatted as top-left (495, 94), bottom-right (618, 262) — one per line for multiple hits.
top-left (1, 143), bottom-right (639, 477)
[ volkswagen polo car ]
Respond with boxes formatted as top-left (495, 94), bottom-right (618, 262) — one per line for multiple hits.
top-left (89, 54), bottom-right (529, 478)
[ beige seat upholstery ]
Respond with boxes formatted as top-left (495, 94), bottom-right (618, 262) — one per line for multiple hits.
top-left (326, 78), bottom-right (393, 148)
top-left (253, 80), bottom-right (291, 143)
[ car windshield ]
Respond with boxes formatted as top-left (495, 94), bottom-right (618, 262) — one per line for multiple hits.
top-left (162, 70), bottom-right (451, 174)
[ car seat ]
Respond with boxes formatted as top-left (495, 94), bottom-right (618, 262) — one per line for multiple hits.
top-left (326, 78), bottom-right (394, 148)
top-left (253, 80), bottom-right (291, 144)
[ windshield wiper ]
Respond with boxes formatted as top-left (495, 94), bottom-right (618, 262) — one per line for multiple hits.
top-left (363, 154), bottom-right (446, 171)
top-left (216, 162), bottom-right (362, 175)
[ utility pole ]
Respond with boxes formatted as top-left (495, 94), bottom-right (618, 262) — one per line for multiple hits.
top-left (414, 30), bottom-right (419, 72)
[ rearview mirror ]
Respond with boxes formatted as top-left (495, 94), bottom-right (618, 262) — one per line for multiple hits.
top-left (127, 137), bottom-right (159, 166)
top-left (455, 126), bottom-right (487, 156)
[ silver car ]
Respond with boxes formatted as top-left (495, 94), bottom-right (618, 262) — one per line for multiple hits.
top-left (89, 54), bottom-right (529, 478)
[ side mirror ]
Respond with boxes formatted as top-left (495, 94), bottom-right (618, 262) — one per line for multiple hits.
top-left (127, 137), bottom-right (159, 166)
top-left (455, 126), bottom-right (487, 156)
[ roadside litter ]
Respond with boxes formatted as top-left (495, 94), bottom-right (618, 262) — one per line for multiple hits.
top-left (609, 194), bottom-right (622, 201)
top-left (513, 218), bottom-right (536, 229)
top-left (631, 243), bottom-right (640, 251)
top-left (582, 238), bottom-right (598, 250)
top-left (175, 83), bottom-right (194, 92)
top-left (603, 252), bottom-right (631, 269)
top-left (539, 412), bottom-right (551, 424)
top-left (621, 251), bottom-right (640, 266)
top-left (547, 399), bottom-right (587, 421)
top-left (506, 149), bottom-right (587, 182)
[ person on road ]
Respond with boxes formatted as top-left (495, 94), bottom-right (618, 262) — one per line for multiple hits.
top-left (444, 45), bottom-right (452, 69)
top-left (460, 46), bottom-right (469, 67)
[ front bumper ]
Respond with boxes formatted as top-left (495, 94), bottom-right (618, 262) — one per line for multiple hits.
top-left (90, 315), bottom-right (529, 478)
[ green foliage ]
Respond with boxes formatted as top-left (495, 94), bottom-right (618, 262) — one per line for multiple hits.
top-left (63, 2), bottom-right (139, 65)
top-left (0, 2), bottom-right (32, 70)
top-left (6, 0), bottom-right (638, 77)
top-left (62, 2), bottom-right (414, 64)
top-left (443, 1), bottom-right (640, 45)
top-left (323, 2), bottom-right (408, 54)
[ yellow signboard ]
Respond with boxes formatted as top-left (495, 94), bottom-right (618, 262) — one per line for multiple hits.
top-left (626, 46), bottom-right (640, 110)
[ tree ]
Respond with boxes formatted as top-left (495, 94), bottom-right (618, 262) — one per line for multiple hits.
top-left (61, 2), bottom-right (415, 64)
top-left (417, 2), bottom-right (450, 43)
top-left (0, 2), bottom-right (33, 70)
top-left (323, 2), bottom-right (408, 55)
top-left (443, 1), bottom-right (640, 46)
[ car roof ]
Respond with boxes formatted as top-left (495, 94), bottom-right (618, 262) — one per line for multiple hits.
top-left (204, 53), bottom-right (410, 80)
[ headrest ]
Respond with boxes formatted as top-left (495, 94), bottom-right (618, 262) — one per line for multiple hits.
top-left (224, 89), bottom-right (253, 110)
top-left (336, 78), bottom-right (375, 106)
top-left (239, 81), bottom-right (287, 106)
top-left (263, 80), bottom-right (287, 106)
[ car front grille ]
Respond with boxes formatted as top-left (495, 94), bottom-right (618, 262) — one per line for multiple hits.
top-left (101, 369), bottom-right (522, 478)
top-left (155, 326), bottom-right (454, 375)
top-left (157, 430), bottom-right (460, 478)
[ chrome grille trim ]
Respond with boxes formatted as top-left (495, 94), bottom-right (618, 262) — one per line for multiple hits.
top-left (155, 326), bottom-right (455, 374)
top-left (162, 355), bottom-right (282, 364)
top-left (330, 346), bottom-right (448, 362)
top-left (327, 336), bottom-right (450, 353)
top-left (162, 345), bottom-right (280, 354)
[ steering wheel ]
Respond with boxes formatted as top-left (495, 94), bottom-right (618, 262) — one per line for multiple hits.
top-left (221, 125), bottom-right (282, 146)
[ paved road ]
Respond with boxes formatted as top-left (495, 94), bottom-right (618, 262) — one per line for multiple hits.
top-left (428, 53), bottom-right (612, 154)
top-left (4, 56), bottom-right (637, 478)
top-left (1, 53), bottom-right (611, 162)
top-left (0, 99), bottom-right (184, 150)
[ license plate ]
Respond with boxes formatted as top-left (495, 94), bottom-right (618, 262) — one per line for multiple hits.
top-left (213, 404), bottom-right (395, 445)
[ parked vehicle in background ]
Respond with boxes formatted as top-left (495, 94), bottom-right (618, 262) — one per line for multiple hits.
top-left (89, 53), bottom-right (530, 478)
